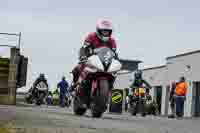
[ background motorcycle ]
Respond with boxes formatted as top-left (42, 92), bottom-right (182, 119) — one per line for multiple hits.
top-left (64, 92), bottom-right (72, 107)
top-left (73, 47), bottom-right (122, 118)
top-left (25, 88), bottom-right (34, 104)
top-left (129, 87), bottom-right (148, 117)
top-left (146, 98), bottom-right (159, 116)
top-left (34, 81), bottom-right (49, 105)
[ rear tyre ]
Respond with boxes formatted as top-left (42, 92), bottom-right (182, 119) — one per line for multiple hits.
top-left (132, 107), bottom-right (137, 116)
top-left (92, 111), bottom-right (103, 118)
top-left (36, 100), bottom-right (41, 106)
top-left (142, 113), bottom-right (146, 117)
top-left (73, 97), bottom-right (87, 116)
top-left (130, 103), bottom-right (137, 116)
top-left (139, 98), bottom-right (146, 117)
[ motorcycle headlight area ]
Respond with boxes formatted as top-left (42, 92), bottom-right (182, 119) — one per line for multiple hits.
top-left (86, 55), bottom-right (104, 71)
top-left (36, 82), bottom-right (48, 91)
top-left (107, 59), bottom-right (122, 73)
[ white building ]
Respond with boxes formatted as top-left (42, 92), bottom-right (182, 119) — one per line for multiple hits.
top-left (142, 50), bottom-right (200, 117)
top-left (114, 71), bottom-right (133, 89)
top-left (114, 59), bottom-right (142, 89)
top-left (142, 65), bottom-right (166, 114)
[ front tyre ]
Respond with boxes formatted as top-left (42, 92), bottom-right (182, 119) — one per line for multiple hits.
top-left (36, 93), bottom-right (44, 106)
top-left (91, 80), bottom-right (109, 118)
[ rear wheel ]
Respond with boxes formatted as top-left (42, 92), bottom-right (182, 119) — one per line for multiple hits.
top-left (129, 97), bottom-right (137, 116)
top-left (131, 103), bottom-right (137, 116)
top-left (139, 98), bottom-right (146, 117)
top-left (73, 97), bottom-right (87, 116)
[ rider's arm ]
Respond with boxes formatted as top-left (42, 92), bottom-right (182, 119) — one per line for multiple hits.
top-left (130, 81), bottom-right (137, 92)
top-left (142, 79), bottom-right (152, 89)
top-left (57, 82), bottom-right (60, 89)
top-left (44, 79), bottom-right (49, 89)
top-left (79, 33), bottom-right (96, 62)
top-left (110, 38), bottom-right (119, 59)
top-left (79, 43), bottom-right (93, 60)
top-left (33, 78), bottom-right (40, 88)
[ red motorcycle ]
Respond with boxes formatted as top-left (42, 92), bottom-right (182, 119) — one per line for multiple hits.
top-left (72, 47), bottom-right (122, 118)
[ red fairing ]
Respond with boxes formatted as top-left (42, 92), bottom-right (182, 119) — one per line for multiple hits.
top-left (90, 72), bottom-right (115, 96)
top-left (84, 32), bottom-right (116, 50)
top-left (91, 80), bottom-right (98, 95)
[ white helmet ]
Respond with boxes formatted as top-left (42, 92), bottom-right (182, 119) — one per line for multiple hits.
top-left (96, 19), bottom-right (113, 42)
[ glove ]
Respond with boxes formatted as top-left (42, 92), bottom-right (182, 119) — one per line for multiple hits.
top-left (114, 52), bottom-right (119, 60)
top-left (79, 56), bottom-right (88, 64)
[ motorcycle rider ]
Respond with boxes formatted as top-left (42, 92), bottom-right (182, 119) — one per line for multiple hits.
top-left (32, 73), bottom-right (49, 99)
top-left (130, 70), bottom-right (152, 101)
top-left (71, 19), bottom-right (118, 92)
top-left (57, 76), bottom-right (69, 107)
top-left (46, 91), bottom-right (53, 105)
top-left (33, 73), bottom-right (48, 89)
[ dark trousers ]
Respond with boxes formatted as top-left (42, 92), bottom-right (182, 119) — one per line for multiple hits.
top-left (170, 97), bottom-right (175, 115)
top-left (125, 103), bottom-right (128, 112)
top-left (60, 93), bottom-right (65, 107)
top-left (47, 97), bottom-right (52, 105)
top-left (175, 96), bottom-right (185, 117)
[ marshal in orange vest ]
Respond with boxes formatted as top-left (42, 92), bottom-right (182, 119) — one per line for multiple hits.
top-left (175, 82), bottom-right (188, 96)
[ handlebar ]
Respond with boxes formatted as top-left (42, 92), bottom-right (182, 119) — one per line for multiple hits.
top-left (130, 86), bottom-right (151, 89)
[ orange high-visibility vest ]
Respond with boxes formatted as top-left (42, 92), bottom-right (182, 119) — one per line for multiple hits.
top-left (175, 82), bottom-right (188, 96)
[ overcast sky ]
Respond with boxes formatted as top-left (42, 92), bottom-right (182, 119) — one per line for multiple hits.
top-left (0, 0), bottom-right (200, 91)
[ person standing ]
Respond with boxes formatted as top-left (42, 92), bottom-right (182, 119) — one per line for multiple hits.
top-left (57, 76), bottom-right (69, 107)
top-left (168, 81), bottom-right (176, 118)
top-left (175, 77), bottom-right (188, 118)
top-left (125, 95), bottom-right (129, 112)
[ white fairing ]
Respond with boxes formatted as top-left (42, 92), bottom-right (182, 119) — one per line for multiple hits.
top-left (84, 66), bottom-right (98, 73)
top-left (37, 87), bottom-right (48, 91)
top-left (107, 59), bottom-right (122, 73)
top-left (36, 82), bottom-right (48, 91)
top-left (86, 55), bottom-right (104, 71)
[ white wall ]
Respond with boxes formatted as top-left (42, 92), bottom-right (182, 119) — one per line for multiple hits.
top-left (166, 52), bottom-right (200, 82)
top-left (163, 52), bottom-right (200, 117)
top-left (141, 52), bottom-right (200, 117)
top-left (114, 72), bottom-right (133, 89)
top-left (143, 66), bottom-right (166, 103)
top-left (143, 66), bottom-right (166, 87)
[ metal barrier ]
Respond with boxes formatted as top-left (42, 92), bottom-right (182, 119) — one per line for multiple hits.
top-left (0, 47), bottom-right (28, 105)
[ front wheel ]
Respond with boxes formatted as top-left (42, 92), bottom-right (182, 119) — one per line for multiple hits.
top-left (91, 80), bottom-right (109, 118)
top-left (36, 93), bottom-right (44, 106)
top-left (91, 110), bottom-right (103, 118)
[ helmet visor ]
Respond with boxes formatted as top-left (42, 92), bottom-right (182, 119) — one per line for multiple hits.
top-left (99, 29), bottom-right (112, 37)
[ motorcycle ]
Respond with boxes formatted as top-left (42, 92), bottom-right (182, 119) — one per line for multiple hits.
top-left (34, 81), bottom-right (49, 105)
top-left (129, 87), bottom-right (148, 117)
top-left (64, 92), bottom-right (72, 107)
top-left (25, 89), bottom-right (34, 104)
top-left (146, 99), bottom-right (159, 116)
top-left (72, 47), bottom-right (122, 118)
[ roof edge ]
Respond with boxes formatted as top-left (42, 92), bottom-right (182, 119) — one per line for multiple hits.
top-left (119, 58), bottom-right (142, 63)
top-left (142, 65), bottom-right (166, 71)
top-left (166, 50), bottom-right (200, 60)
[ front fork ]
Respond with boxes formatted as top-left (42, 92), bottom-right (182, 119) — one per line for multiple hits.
top-left (91, 79), bottom-right (112, 97)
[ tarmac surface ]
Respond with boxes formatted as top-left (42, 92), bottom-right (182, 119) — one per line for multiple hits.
top-left (0, 95), bottom-right (200, 133)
